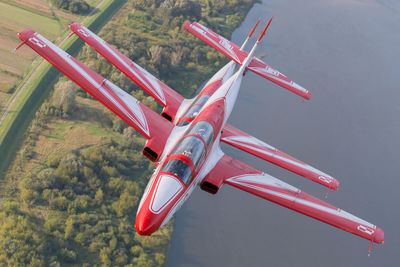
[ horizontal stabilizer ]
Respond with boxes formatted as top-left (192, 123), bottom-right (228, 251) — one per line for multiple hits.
top-left (17, 29), bottom-right (173, 146)
top-left (208, 154), bottom-right (384, 244)
top-left (221, 124), bottom-right (339, 190)
top-left (69, 23), bottom-right (184, 119)
top-left (184, 22), bottom-right (248, 64)
top-left (184, 21), bottom-right (311, 100)
top-left (247, 57), bottom-right (311, 99)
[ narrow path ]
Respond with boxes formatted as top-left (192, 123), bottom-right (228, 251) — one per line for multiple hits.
top-left (0, 0), bottom-right (106, 125)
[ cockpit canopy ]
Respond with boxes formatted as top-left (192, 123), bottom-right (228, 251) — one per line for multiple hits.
top-left (177, 95), bottom-right (210, 126)
top-left (161, 120), bottom-right (215, 185)
top-left (161, 159), bottom-right (192, 184)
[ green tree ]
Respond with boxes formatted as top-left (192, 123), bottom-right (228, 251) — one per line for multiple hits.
top-left (50, 80), bottom-right (77, 118)
top-left (99, 247), bottom-right (111, 265)
top-left (95, 188), bottom-right (104, 204)
top-left (51, 0), bottom-right (90, 14)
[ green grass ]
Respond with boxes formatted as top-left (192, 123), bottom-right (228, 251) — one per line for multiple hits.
top-left (45, 119), bottom-right (119, 141)
top-left (0, 0), bottom-right (127, 175)
top-left (0, 49), bottom-right (31, 75)
top-left (0, 1), bottom-right (60, 91)
top-left (55, 121), bottom-right (73, 132)
top-left (84, 123), bottom-right (122, 141)
top-left (0, 73), bottom-right (18, 94)
top-left (46, 133), bottom-right (65, 141)
top-left (86, 0), bottom-right (102, 6)
top-left (1, 0), bottom-right (54, 19)
top-left (0, 2), bottom-right (60, 40)
top-left (54, 119), bottom-right (122, 141)
top-left (54, 120), bottom-right (117, 138)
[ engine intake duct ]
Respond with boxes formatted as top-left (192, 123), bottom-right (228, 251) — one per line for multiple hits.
top-left (200, 171), bottom-right (224, 194)
top-left (200, 181), bottom-right (219, 194)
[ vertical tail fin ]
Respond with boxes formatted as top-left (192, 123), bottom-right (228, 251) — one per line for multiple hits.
top-left (240, 17), bottom-right (261, 50)
top-left (257, 15), bottom-right (274, 42)
top-left (239, 16), bottom-right (274, 72)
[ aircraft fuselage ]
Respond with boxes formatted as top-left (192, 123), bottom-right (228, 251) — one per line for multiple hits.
top-left (135, 62), bottom-right (239, 235)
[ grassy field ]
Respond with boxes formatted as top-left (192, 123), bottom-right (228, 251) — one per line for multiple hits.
top-left (0, 2), bottom-right (60, 39)
top-left (0, 0), bottom-right (126, 175)
top-left (0, 1), bottom-right (61, 94)
top-left (21, 96), bottom-right (123, 174)
top-left (0, 0), bottom-right (103, 94)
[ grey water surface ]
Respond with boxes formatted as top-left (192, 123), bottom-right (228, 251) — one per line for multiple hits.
top-left (168, 0), bottom-right (400, 266)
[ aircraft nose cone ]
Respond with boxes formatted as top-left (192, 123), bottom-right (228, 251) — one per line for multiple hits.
top-left (135, 174), bottom-right (185, 235)
top-left (18, 29), bottom-right (35, 42)
top-left (135, 211), bottom-right (157, 236)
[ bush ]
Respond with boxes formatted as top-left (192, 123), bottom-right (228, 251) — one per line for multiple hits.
top-left (51, 0), bottom-right (91, 14)
top-left (50, 80), bottom-right (77, 118)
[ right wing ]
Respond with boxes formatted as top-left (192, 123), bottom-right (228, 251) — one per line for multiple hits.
top-left (221, 124), bottom-right (339, 190)
top-left (69, 23), bottom-right (184, 121)
top-left (18, 29), bottom-right (173, 149)
top-left (205, 154), bottom-right (384, 244)
top-left (183, 21), bottom-right (311, 100)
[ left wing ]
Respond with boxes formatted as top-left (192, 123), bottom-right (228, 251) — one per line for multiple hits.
top-left (69, 23), bottom-right (184, 121)
top-left (221, 124), bottom-right (339, 190)
top-left (204, 154), bottom-right (384, 244)
top-left (17, 29), bottom-right (174, 159)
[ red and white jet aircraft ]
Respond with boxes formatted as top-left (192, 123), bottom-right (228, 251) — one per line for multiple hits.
top-left (15, 16), bottom-right (384, 251)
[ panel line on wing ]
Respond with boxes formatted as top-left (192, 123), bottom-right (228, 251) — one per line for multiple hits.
top-left (226, 174), bottom-right (376, 229)
top-left (75, 25), bottom-right (167, 105)
top-left (36, 33), bottom-right (101, 89)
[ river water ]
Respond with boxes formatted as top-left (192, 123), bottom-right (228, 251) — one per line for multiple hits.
top-left (168, 0), bottom-right (400, 266)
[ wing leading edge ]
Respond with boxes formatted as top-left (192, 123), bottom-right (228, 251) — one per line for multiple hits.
top-left (69, 23), bottom-right (184, 121)
top-left (17, 29), bottom-right (173, 152)
top-left (205, 154), bottom-right (384, 244)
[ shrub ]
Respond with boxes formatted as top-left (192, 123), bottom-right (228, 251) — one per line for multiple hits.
top-left (51, 0), bottom-right (90, 14)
